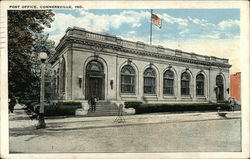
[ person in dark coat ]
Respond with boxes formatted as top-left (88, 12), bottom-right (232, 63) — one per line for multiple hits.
top-left (90, 97), bottom-right (97, 112)
top-left (229, 97), bottom-right (237, 112)
top-left (9, 94), bottom-right (16, 113)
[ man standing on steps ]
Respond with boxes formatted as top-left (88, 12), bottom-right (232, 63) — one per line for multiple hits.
top-left (91, 97), bottom-right (97, 112)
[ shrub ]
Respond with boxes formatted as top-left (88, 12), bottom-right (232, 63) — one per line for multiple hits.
top-left (57, 101), bottom-right (82, 108)
top-left (21, 100), bottom-right (39, 111)
top-left (44, 105), bottom-right (79, 116)
top-left (135, 103), bottom-right (230, 114)
top-left (217, 100), bottom-right (229, 104)
top-left (124, 101), bottom-right (142, 109)
top-left (33, 102), bottom-right (82, 116)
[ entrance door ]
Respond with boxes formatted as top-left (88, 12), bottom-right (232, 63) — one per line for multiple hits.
top-left (87, 77), bottom-right (104, 100)
top-left (217, 85), bottom-right (224, 100)
top-left (85, 60), bottom-right (105, 101)
top-left (216, 75), bottom-right (224, 101)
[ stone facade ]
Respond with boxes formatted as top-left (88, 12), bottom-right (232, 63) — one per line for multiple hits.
top-left (49, 27), bottom-right (231, 105)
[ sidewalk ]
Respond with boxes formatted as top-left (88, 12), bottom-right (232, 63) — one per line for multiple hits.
top-left (44, 111), bottom-right (240, 132)
top-left (9, 104), bottom-right (241, 132)
top-left (9, 104), bottom-right (37, 129)
top-left (9, 105), bottom-right (241, 153)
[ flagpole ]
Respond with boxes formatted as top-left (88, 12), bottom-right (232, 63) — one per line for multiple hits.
top-left (150, 9), bottom-right (153, 45)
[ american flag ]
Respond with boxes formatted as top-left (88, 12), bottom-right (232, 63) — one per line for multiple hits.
top-left (151, 13), bottom-right (162, 28)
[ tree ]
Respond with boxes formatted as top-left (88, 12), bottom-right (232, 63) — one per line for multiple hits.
top-left (29, 34), bottom-right (56, 101)
top-left (8, 10), bottom-right (55, 100)
top-left (31, 34), bottom-right (56, 78)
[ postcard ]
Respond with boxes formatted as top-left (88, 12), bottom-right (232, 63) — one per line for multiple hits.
top-left (0, 1), bottom-right (249, 159)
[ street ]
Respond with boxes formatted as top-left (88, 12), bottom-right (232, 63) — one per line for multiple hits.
top-left (9, 104), bottom-right (241, 153)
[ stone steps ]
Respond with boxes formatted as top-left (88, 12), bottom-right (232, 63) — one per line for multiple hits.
top-left (87, 101), bottom-right (119, 117)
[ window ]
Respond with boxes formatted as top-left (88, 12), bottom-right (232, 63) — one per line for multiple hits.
top-left (196, 73), bottom-right (204, 96)
top-left (181, 72), bottom-right (190, 95)
top-left (53, 71), bottom-right (57, 97)
top-left (61, 59), bottom-right (66, 93)
top-left (56, 68), bottom-right (59, 95)
top-left (87, 60), bottom-right (103, 72)
top-left (121, 65), bottom-right (135, 93)
top-left (144, 68), bottom-right (156, 94)
top-left (216, 75), bottom-right (223, 85)
top-left (163, 70), bottom-right (174, 95)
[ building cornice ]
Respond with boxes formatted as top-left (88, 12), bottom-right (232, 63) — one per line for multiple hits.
top-left (51, 27), bottom-right (231, 68)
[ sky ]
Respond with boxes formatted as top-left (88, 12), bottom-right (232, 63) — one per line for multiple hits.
top-left (44, 9), bottom-right (240, 73)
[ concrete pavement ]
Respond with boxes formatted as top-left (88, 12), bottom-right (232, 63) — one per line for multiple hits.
top-left (9, 104), bottom-right (241, 153)
top-left (9, 103), bottom-right (37, 129)
top-left (9, 103), bottom-right (241, 132)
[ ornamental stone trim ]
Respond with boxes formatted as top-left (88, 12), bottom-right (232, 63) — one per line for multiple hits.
top-left (51, 27), bottom-right (231, 69)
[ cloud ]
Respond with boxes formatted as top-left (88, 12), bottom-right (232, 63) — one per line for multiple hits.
top-left (47, 34), bottom-right (63, 46)
top-left (45, 10), bottom-right (151, 44)
top-left (187, 16), bottom-right (214, 27)
top-left (132, 23), bottom-right (141, 27)
top-left (218, 19), bottom-right (240, 30)
top-left (179, 29), bottom-right (189, 37)
top-left (161, 13), bottom-right (188, 26)
top-left (44, 10), bottom-right (240, 73)
top-left (78, 10), bottom-right (148, 30)
top-left (174, 16), bottom-right (239, 40)
top-left (46, 10), bottom-right (240, 44)
top-left (159, 39), bottom-right (240, 73)
top-left (128, 31), bottom-right (136, 34)
top-left (199, 33), bottom-right (220, 39)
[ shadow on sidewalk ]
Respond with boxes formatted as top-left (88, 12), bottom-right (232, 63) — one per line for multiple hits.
top-left (10, 116), bottom-right (36, 121)
top-left (9, 117), bottom-right (240, 137)
top-left (44, 116), bottom-right (240, 132)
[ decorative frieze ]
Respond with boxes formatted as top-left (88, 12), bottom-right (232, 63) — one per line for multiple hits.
top-left (127, 58), bottom-right (132, 64)
top-left (205, 57), bottom-right (210, 61)
top-left (52, 27), bottom-right (231, 69)
top-left (136, 41), bottom-right (145, 49)
top-left (105, 34), bottom-right (117, 43)
top-left (90, 45), bottom-right (103, 52)
top-left (175, 49), bottom-right (182, 56)
top-left (210, 56), bottom-right (216, 61)
top-left (191, 53), bottom-right (197, 59)
top-left (157, 46), bottom-right (165, 53)
top-left (149, 62), bottom-right (154, 68)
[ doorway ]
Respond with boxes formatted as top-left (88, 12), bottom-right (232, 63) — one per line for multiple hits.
top-left (216, 75), bottom-right (224, 101)
top-left (85, 60), bottom-right (105, 100)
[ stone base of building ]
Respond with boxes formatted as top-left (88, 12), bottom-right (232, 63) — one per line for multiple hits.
top-left (75, 108), bottom-right (88, 116)
top-left (73, 100), bottom-right (136, 117)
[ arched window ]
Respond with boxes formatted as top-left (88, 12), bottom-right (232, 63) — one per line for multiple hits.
top-left (196, 73), bottom-right (204, 96)
top-left (121, 65), bottom-right (135, 93)
top-left (86, 60), bottom-right (103, 72)
top-left (61, 59), bottom-right (66, 93)
top-left (53, 71), bottom-right (57, 97)
top-left (163, 70), bottom-right (174, 95)
top-left (56, 68), bottom-right (59, 95)
top-left (144, 68), bottom-right (156, 94)
top-left (216, 75), bottom-right (223, 85)
top-left (181, 72), bottom-right (190, 95)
